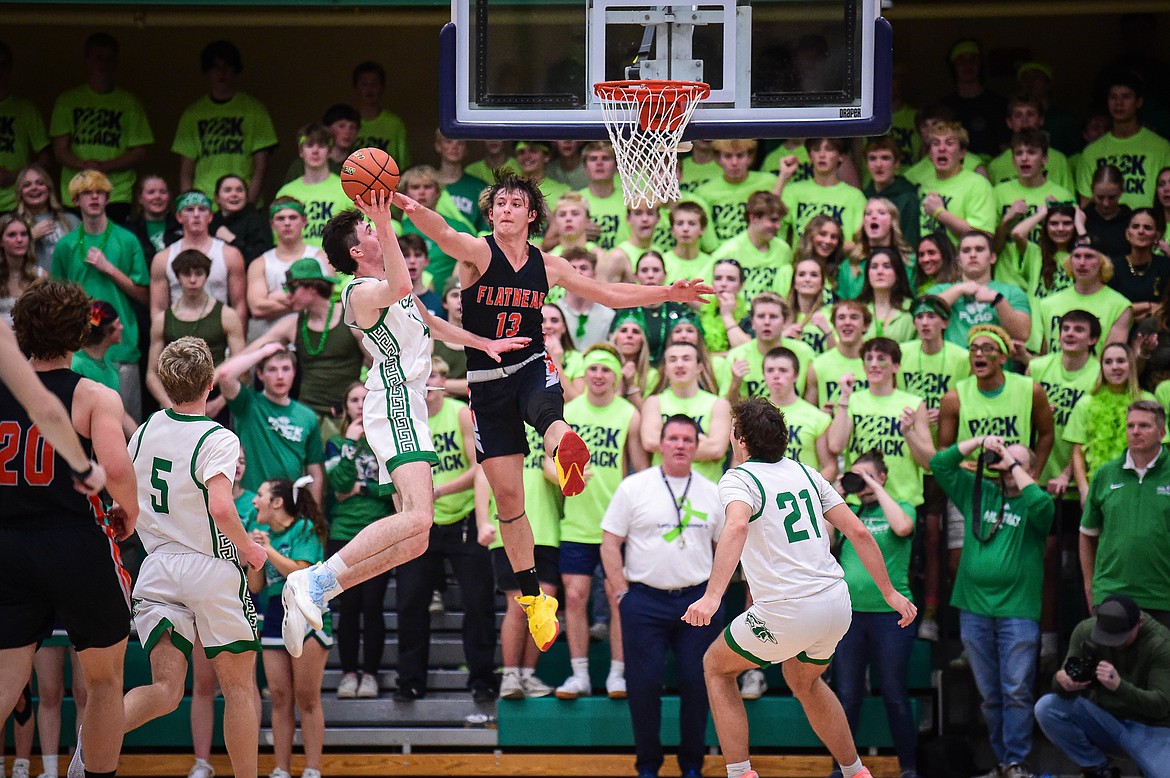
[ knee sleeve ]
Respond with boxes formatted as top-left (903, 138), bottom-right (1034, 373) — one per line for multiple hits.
top-left (524, 389), bottom-right (564, 437)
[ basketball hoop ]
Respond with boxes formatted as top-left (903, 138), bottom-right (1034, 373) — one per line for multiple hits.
top-left (593, 80), bottom-right (711, 208)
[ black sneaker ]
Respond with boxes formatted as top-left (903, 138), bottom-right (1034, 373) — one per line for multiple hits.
top-left (1081, 765), bottom-right (1120, 778)
top-left (471, 686), bottom-right (496, 704)
top-left (394, 685), bottom-right (425, 702)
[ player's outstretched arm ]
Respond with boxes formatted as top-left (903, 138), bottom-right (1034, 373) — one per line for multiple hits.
top-left (416, 301), bottom-right (529, 364)
top-left (0, 321), bottom-right (104, 491)
top-left (392, 191), bottom-right (489, 268)
top-left (547, 252), bottom-right (713, 309)
top-left (824, 503), bottom-right (916, 626)
top-left (682, 501), bottom-right (750, 627)
top-left (87, 383), bottom-right (138, 533)
top-left (207, 472), bottom-right (267, 570)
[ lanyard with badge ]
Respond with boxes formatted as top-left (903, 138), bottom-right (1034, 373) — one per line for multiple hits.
top-left (661, 467), bottom-right (693, 549)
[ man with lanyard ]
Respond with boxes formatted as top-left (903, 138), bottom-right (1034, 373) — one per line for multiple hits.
top-left (931, 434), bottom-right (1054, 778)
top-left (553, 344), bottom-right (647, 701)
top-left (391, 173), bottom-right (711, 652)
top-left (601, 414), bottom-right (725, 778)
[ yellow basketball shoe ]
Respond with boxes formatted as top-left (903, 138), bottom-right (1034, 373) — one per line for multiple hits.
top-left (515, 592), bottom-right (561, 651)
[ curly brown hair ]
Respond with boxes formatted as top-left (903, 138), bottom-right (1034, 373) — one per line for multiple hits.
top-left (479, 171), bottom-right (547, 237)
top-left (730, 397), bottom-right (790, 463)
top-left (12, 279), bottom-right (90, 359)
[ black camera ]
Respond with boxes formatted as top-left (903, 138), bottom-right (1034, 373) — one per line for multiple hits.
top-left (841, 472), bottom-right (866, 494)
top-left (1063, 643), bottom-right (1100, 683)
top-left (980, 449), bottom-right (1002, 468)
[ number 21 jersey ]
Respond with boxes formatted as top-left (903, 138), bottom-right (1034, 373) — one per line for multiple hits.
top-left (718, 458), bottom-right (845, 605)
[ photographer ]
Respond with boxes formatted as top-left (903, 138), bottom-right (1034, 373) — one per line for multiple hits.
top-left (1035, 594), bottom-right (1170, 778)
top-left (931, 434), bottom-right (1055, 778)
top-left (831, 450), bottom-right (919, 778)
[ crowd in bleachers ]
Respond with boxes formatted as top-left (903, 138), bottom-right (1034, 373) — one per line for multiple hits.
top-left (6, 20), bottom-right (1170, 778)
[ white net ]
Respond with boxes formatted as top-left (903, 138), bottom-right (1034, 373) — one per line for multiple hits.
top-left (594, 80), bottom-right (710, 209)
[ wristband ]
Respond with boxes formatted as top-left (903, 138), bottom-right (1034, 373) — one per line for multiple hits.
top-left (70, 461), bottom-right (95, 484)
top-left (931, 206), bottom-right (944, 218)
top-left (992, 292), bottom-right (1005, 306)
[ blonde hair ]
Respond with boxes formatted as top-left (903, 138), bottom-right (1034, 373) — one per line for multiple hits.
top-left (157, 337), bottom-right (215, 405)
top-left (712, 139), bottom-right (758, 155)
top-left (926, 121), bottom-right (970, 151)
top-left (554, 192), bottom-right (590, 217)
top-left (399, 165), bottom-right (441, 191)
top-left (16, 165), bottom-right (73, 232)
top-left (1061, 249), bottom-right (1115, 284)
top-left (850, 197), bottom-right (914, 263)
top-left (67, 170), bottom-right (113, 202)
top-left (431, 355), bottom-right (451, 377)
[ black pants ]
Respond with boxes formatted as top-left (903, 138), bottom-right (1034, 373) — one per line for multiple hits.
top-left (394, 516), bottom-right (497, 694)
top-left (327, 538), bottom-right (391, 676)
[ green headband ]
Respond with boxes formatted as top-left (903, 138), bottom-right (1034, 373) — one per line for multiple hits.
top-left (912, 297), bottom-right (950, 319)
top-left (270, 200), bottom-right (307, 219)
top-left (969, 330), bottom-right (1008, 354)
top-left (582, 349), bottom-right (622, 375)
top-left (611, 308), bottom-right (647, 331)
top-left (176, 191), bottom-right (213, 211)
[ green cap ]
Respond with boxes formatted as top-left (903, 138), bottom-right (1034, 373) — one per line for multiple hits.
top-left (285, 259), bottom-right (339, 286)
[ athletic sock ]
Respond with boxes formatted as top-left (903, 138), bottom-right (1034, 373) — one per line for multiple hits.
top-left (13, 760), bottom-right (29, 775)
top-left (726, 759), bottom-right (751, 778)
top-left (840, 757), bottom-right (864, 777)
top-left (570, 656), bottom-right (590, 680)
top-left (519, 667), bottom-right (536, 679)
top-left (502, 666), bottom-right (520, 677)
top-left (515, 568), bottom-right (541, 598)
top-left (609, 660), bottom-right (625, 677)
top-left (315, 558), bottom-right (346, 602)
top-left (42, 755), bottom-right (59, 777)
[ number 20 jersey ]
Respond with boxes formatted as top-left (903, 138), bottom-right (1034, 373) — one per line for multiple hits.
top-left (128, 410), bottom-right (241, 562)
top-left (718, 458), bottom-right (846, 605)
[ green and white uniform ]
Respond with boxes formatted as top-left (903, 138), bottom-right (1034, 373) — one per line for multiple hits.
top-left (773, 398), bottom-right (831, 471)
top-left (128, 410), bottom-right (259, 657)
top-left (1030, 353), bottom-right (1099, 491)
top-left (1082, 446), bottom-right (1170, 609)
top-left (719, 459), bottom-right (851, 665)
top-left (342, 277), bottom-right (437, 483)
top-left (562, 395), bottom-right (636, 544)
top-left (844, 388), bottom-right (926, 506)
top-left (656, 389), bottom-right (726, 485)
top-left (430, 398), bottom-right (475, 523)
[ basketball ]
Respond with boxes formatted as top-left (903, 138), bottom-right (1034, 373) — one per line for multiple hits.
top-left (341, 147), bottom-right (400, 203)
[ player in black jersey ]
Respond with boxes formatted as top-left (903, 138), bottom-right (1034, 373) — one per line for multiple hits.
top-left (394, 173), bottom-right (712, 651)
top-left (0, 281), bottom-right (139, 778)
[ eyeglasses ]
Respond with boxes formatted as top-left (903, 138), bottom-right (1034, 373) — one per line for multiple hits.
top-left (969, 343), bottom-right (1003, 356)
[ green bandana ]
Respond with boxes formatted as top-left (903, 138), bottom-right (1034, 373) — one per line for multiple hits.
top-left (176, 191), bottom-right (213, 211)
top-left (270, 200), bottom-right (307, 219)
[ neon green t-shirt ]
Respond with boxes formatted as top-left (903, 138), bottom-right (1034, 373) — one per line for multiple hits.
top-left (772, 397), bottom-right (830, 471)
top-left (986, 147), bottom-right (1074, 191)
top-left (993, 179), bottom-right (1074, 244)
top-left (1063, 389), bottom-right (1155, 479)
top-left (679, 155), bottom-right (722, 193)
top-left (780, 180), bottom-right (867, 246)
top-left (714, 231), bottom-right (794, 300)
top-left (561, 395), bottom-right (636, 544)
top-left (489, 424), bottom-right (562, 550)
top-left (465, 156), bottom-right (519, 184)
top-left (955, 373), bottom-right (1034, 448)
top-left (810, 349), bottom-right (866, 410)
top-left (275, 175), bottom-right (354, 248)
top-left (355, 109), bottom-right (412, 169)
top-left (171, 92), bottom-right (278, 199)
top-left (694, 172), bottom-right (779, 243)
top-left (864, 304), bottom-right (916, 344)
top-left (1029, 353), bottom-right (1099, 490)
top-left (578, 186), bottom-right (629, 250)
top-left (50, 85), bottom-right (154, 205)
top-left (716, 338), bottom-right (815, 399)
top-left (761, 144), bottom-right (811, 180)
top-left (430, 399), bottom-right (476, 525)
top-left (663, 249), bottom-right (715, 285)
top-left (995, 243), bottom-right (1071, 303)
top-left (0, 95), bottom-right (49, 212)
top-left (917, 169), bottom-right (997, 242)
top-left (1075, 127), bottom-right (1170, 208)
top-left (1029, 285), bottom-right (1131, 354)
top-left (655, 389), bottom-right (725, 484)
top-left (896, 339), bottom-right (971, 412)
top-left (844, 388), bottom-right (925, 506)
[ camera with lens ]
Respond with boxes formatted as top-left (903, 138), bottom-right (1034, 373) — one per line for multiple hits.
top-left (1063, 642), bottom-right (1100, 684)
top-left (980, 449), bottom-right (1003, 468)
top-left (841, 472), bottom-right (866, 494)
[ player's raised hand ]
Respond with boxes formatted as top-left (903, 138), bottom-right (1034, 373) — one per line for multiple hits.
top-left (480, 336), bottom-right (532, 363)
top-left (354, 188), bottom-right (394, 227)
top-left (391, 190), bottom-right (419, 213)
top-left (665, 278), bottom-right (715, 305)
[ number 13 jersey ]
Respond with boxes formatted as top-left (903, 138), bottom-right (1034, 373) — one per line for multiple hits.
top-left (718, 458), bottom-right (845, 605)
top-left (461, 235), bottom-right (548, 373)
top-left (128, 410), bottom-right (241, 562)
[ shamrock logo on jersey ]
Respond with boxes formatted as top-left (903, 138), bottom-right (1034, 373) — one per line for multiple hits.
top-left (745, 612), bottom-right (777, 644)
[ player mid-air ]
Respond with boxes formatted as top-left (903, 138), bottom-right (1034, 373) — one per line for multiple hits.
top-left (393, 172), bottom-right (712, 650)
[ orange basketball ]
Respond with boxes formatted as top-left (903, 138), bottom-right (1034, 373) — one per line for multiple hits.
top-left (341, 147), bottom-right (400, 203)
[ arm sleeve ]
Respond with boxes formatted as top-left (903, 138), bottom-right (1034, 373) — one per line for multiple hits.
top-left (1020, 483), bottom-right (1055, 536)
top-left (1112, 636), bottom-right (1170, 721)
top-left (324, 436), bottom-right (360, 493)
top-left (195, 429), bottom-right (240, 486)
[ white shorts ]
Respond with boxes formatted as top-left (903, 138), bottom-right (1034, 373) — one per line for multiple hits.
top-left (946, 500), bottom-right (965, 550)
top-left (132, 552), bottom-right (259, 658)
top-left (363, 377), bottom-right (437, 485)
top-left (725, 579), bottom-right (852, 666)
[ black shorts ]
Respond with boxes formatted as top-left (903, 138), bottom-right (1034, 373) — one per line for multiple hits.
top-left (468, 356), bottom-right (564, 462)
top-left (492, 546), bottom-right (561, 592)
top-left (0, 521), bottom-right (131, 651)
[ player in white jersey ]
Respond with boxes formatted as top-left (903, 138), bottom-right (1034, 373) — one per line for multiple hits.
top-left (115, 337), bottom-right (267, 778)
top-left (277, 192), bottom-right (529, 658)
top-left (684, 398), bottom-right (916, 778)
